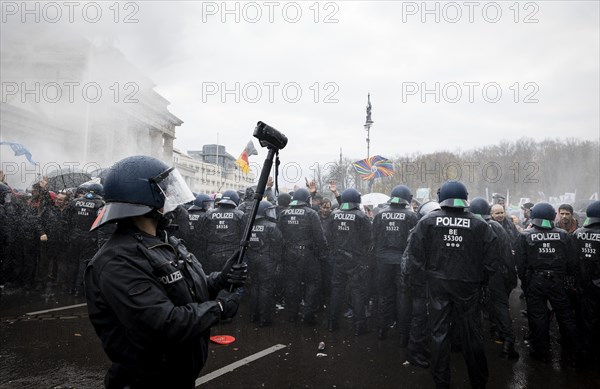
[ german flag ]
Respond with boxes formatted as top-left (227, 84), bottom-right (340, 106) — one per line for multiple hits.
top-left (235, 140), bottom-right (258, 175)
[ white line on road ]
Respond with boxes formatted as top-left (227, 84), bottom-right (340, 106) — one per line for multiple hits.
top-left (195, 343), bottom-right (287, 386)
top-left (26, 303), bottom-right (87, 316)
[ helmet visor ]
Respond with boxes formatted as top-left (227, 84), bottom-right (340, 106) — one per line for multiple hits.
top-left (152, 168), bottom-right (195, 214)
top-left (265, 205), bottom-right (277, 219)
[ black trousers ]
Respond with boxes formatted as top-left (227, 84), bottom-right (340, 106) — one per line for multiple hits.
top-left (408, 281), bottom-right (430, 361)
top-left (526, 274), bottom-right (579, 355)
top-left (377, 263), bottom-right (411, 336)
top-left (487, 272), bottom-right (516, 343)
top-left (283, 249), bottom-right (321, 320)
top-left (329, 260), bottom-right (366, 329)
top-left (429, 279), bottom-right (488, 389)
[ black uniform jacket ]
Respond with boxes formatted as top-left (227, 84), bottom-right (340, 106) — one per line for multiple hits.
top-left (85, 223), bottom-right (223, 388)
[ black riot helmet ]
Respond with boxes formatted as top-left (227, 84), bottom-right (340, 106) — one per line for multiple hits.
top-left (584, 200), bottom-right (600, 227)
top-left (244, 186), bottom-right (255, 201)
top-left (76, 182), bottom-right (91, 197)
top-left (340, 188), bottom-right (361, 211)
top-left (530, 202), bottom-right (556, 229)
top-left (291, 188), bottom-right (310, 206)
top-left (416, 200), bottom-right (441, 219)
top-left (438, 180), bottom-right (469, 208)
top-left (219, 190), bottom-right (240, 207)
top-left (256, 200), bottom-right (277, 220)
top-left (87, 183), bottom-right (104, 197)
top-left (91, 155), bottom-right (194, 231)
top-left (278, 192), bottom-right (291, 207)
top-left (389, 185), bottom-right (412, 206)
top-left (469, 197), bottom-right (490, 216)
top-left (193, 193), bottom-right (213, 211)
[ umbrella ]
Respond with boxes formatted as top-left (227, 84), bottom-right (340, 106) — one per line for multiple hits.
top-left (89, 167), bottom-right (111, 184)
top-left (353, 155), bottom-right (396, 181)
top-left (43, 167), bottom-right (92, 192)
top-left (362, 192), bottom-right (390, 207)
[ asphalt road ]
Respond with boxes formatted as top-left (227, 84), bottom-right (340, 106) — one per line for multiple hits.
top-left (1, 286), bottom-right (599, 389)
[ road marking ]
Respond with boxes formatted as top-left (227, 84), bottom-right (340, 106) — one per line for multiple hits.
top-left (26, 303), bottom-right (87, 316)
top-left (195, 344), bottom-right (287, 386)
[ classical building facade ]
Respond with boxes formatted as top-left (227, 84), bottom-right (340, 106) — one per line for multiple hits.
top-left (1, 25), bottom-right (182, 188)
top-left (173, 148), bottom-right (254, 195)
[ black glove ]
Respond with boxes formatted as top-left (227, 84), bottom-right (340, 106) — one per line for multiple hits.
top-left (216, 289), bottom-right (241, 320)
top-left (219, 251), bottom-right (248, 288)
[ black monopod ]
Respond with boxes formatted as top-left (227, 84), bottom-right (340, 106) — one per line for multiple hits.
top-left (232, 122), bottom-right (288, 280)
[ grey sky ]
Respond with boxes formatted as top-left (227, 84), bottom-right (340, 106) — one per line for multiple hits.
top-left (3, 1), bottom-right (599, 185)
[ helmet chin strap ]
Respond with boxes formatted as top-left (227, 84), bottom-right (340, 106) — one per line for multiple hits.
top-left (148, 209), bottom-right (173, 231)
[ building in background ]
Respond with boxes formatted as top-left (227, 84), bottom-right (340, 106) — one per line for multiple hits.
top-left (1, 25), bottom-right (182, 189)
top-left (174, 148), bottom-right (254, 195)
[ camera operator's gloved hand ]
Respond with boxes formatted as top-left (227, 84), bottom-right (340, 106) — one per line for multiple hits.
top-left (216, 290), bottom-right (241, 320)
top-left (218, 251), bottom-right (248, 289)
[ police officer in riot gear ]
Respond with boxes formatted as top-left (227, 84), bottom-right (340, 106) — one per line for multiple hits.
top-left (572, 200), bottom-right (600, 363)
top-left (372, 185), bottom-right (418, 342)
top-left (402, 200), bottom-right (441, 369)
top-left (199, 190), bottom-right (247, 274)
top-left (65, 182), bottom-right (104, 295)
top-left (405, 180), bottom-right (499, 389)
top-left (416, 200), bottom-right (441, 220)
top-left (85, 155), bottom-right (247, 388)
top-left (279, 188), bottom-right (328, 325)
top-left (237, 186), bottom-right (256, 216)
top-left (516, 202), bottom-right (581, 365)
top-left (184, 193), bottom-right (212, 259)
top-left (275, 192), bottom-right (291, 220)
top-left (247, 200), bottom-right (283, 326)
top-left (470, 197), bottom-right (519, 359)
top-left (326, 188), bottom-right (372, 336)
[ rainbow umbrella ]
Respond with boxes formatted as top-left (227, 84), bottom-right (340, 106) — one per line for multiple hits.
top-left (353, 155), bottom-right (395, 181)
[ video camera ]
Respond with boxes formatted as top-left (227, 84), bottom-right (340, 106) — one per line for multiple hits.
top-left (253, 121), bottom-right (288, 150)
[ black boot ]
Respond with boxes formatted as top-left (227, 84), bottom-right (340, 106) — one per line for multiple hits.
top-left (407, 353), bottom-right (430, 369)
top-left (502, 341), bottom-right (520, 360)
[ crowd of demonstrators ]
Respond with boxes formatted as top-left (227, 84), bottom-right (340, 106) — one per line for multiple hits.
top-left (0, 177), bottom-right (108, 295)
top-left (1, 161), bottom-right (599, 386)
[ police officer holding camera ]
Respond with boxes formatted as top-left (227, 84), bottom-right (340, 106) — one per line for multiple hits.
top-left (85, 155), bottom-right (247, 388)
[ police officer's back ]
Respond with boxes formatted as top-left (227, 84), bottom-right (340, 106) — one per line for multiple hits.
top-left (372, 185), bottom-right (418, 340)
top-left (246, 201), bottom-right (283, 326)
top-left (184, 193), bottom-right (212, 258)
top-left (200, 190), bottom-right (246, 273)
top-left (278, 188), bottom-right (327, 324)
top-left (470, 197), bottom-right (520, 359)
top-left (516, 202), bottom-right (580, 365)
top-left (326, 188), bottom-right (372, 335)
top-left (406, 180), bottom-right (498, 389)
top-left (572, 200), bottom-right (600, 363)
